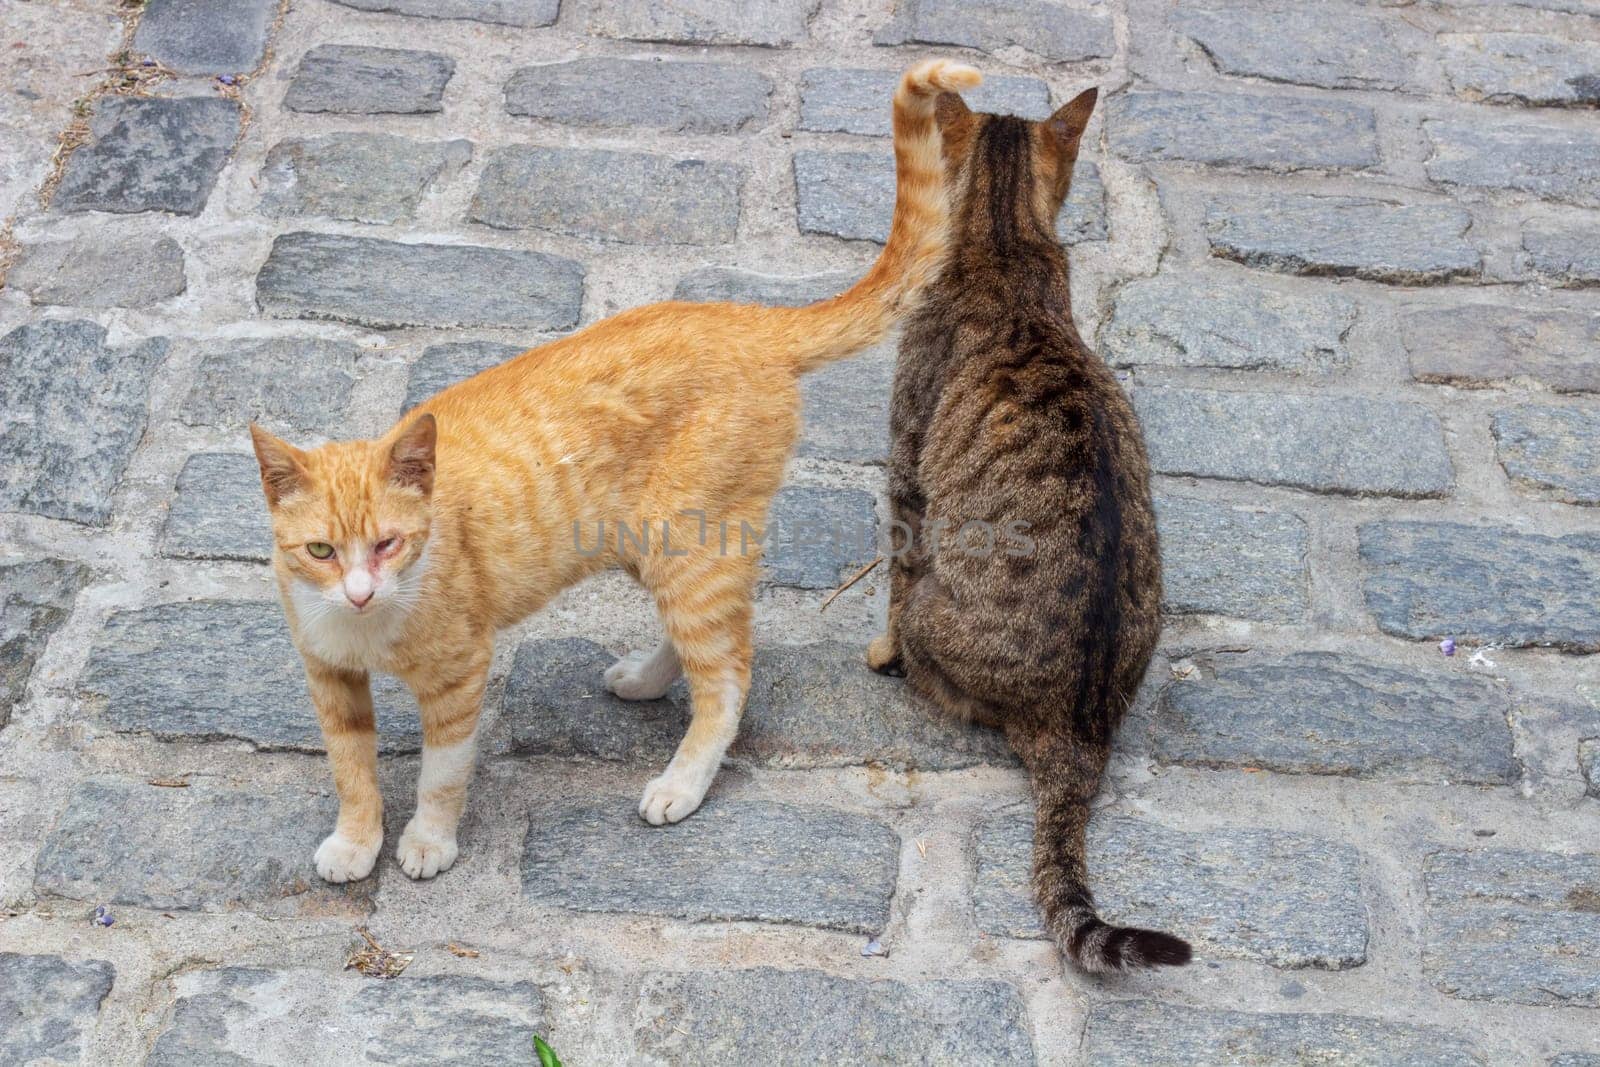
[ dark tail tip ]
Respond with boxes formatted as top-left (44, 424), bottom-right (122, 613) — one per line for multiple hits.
top-left (1122, 927), bottom-right (1192, 968)
top-left (1072, 919), bottom-right (1193, 973)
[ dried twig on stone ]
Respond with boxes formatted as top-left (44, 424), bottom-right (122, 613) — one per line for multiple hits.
top-left (345, 927), bottom-right (414, 979)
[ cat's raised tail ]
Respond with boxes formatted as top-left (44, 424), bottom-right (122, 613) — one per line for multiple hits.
top-left (1011, 720), bottom-right (1194, 974)
top-left (786, 59), bottom-right (981, 374)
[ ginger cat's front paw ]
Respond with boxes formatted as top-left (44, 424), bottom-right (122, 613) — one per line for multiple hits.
top-left (866, 632), bottom-right (904, 676)
top-left (315, 831), bottom-right (380, 883)
top-left (396, 819), bottom-right (459, 880)
top-left (639, 767), bottom-right (711, 826)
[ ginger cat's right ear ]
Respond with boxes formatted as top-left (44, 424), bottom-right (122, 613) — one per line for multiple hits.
top-left (250, 423), bottom-right (309, 507)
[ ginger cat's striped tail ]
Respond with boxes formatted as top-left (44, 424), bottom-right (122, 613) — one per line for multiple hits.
top-left (787, 59), bottom-right (981, 374)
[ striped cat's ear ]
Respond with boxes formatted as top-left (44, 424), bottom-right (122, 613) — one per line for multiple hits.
top-left (249, 423), bottom-right (309, 507)
top-left (1047, 87), bottom-right (1098, 145)
top-left (935, 90), bottom-right (971, 126)
top-left (388, 413), bottom-right (436, 496)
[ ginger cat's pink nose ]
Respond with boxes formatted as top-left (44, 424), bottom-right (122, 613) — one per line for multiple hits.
top-left (347, 589), bottom-right (374, 608)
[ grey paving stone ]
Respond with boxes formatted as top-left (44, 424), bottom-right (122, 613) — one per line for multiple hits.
top-left (1441, 32), bottom-right (1600, 108)
top-left (284, 45), bottom-right (454, 115)
top-left (506, 59), bottom-right (772, 133)
top-left (587, 0), bottom-right (819, 47)
top-left (1443, 0), bottom-right (1596, 10)
top-left (1058, 160), bottom-right (1107, 244)
top-left (673, 267), bottom-right (852, 307)
top-left (796, 150), bottom-right (1103, 245)
top-left (1426, 118), bottom-right (1600, 208)
top-left (1154, 496), bottom-right (1309, 621)
top-left (973, 812), bottom-right (1368, 968)
top-left (404, 340), bottom-right (522, 413)
top-left (634, 969), bottom-right (1034, 1066)
top-left (1173, 1), bottom-right (1412, 90)
top-left (1156, 651), bottom-right (1518, 783)
top-left (259, 133), bottom-right (471, 224)
top-left (1109, 91), bottom-right (1378, 171)
top-left (1101, 273), bottom-right (1356, 373)
top-left (1202, 194), bottom-right (1479, 285)
top-left (502, 637), bottom-right (1013, 770)
top-left (875, 0), bottom-right (1114, 62)
top-left (1, 558), bottom-right (90, 728)
top-left (54, 96), bottom-right (239, 215)
top-left (1581, 738), bottom-right (1599, 799)
top-left (792, 146), bottom-right (923, 241)
top-left (1133, 388), bottom-right (1452, 498)
top-left (473, 146), bottom-right (740, 245)
top-left (1424, 848), bottom-right (1600, 1006)
top-left (1359, 521), bottom-right (1600, 651)
top-left (1551, 1056), bottom-right (1600, 1067)
top-left (34, 778), bottom-right (375, 915)
top-left (0, 320), bottom-right (168, 525)
top-left (1493, 404), bottom-right (1600, 505)
top-left (257, 232), bottom-right (584, 330)
top-left (1403, 304), bottom-right (1600, 394)
top-left (764, 484), bottom-right (878, 588)
top-left (1523, 218), bottom-right (1600, 286)
top-left (9, 234), bottom-right (186, 307)
top-left (160, 453), bottom-right (273, 563)
top-left (1082, 1000), bottom-right (1486, 1066)
top-left (150, 967), bottom-right (544, 1066)
top-left (133, 0), bottom-right (276, 74)
top-left (0, 953), bottom-right (115, 1067)
top-left (522, 796), bottom-right (897, 931)
top-left (329, 0), bottom-right (558, 25)
top-left (797, 345), bottom-right (894, 463)
top-left (179, 336), bottom-right (359, 436)
top-left (799, 67), bottom-right (1049, 136)
top-left (80, 600), bottom-right (422, 752)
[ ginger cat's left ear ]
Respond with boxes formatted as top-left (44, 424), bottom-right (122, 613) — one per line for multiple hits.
top-left (250, 423), bottom-right (310, 507)
top-left (388, 413), bottom-right (436, 495)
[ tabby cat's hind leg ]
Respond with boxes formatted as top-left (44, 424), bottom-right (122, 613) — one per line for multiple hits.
top-left (636, 549), bottom-right (756, 825)
top-left (605, 638), bottom-right (682, 701)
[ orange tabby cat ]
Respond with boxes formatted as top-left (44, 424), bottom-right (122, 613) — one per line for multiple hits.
top-left (250, 60), bottom-right (981, 883)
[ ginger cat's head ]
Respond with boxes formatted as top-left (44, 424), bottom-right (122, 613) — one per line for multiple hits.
top-left (249, 415), bottom-right (436, 619)
top-left (933, 86), bottom-right (1098, 245)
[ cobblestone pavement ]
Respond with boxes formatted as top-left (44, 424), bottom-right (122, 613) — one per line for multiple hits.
top-left (2, 0), bottom-right (1599, 1063)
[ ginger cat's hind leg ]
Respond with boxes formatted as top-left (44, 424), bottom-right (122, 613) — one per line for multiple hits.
top-left (604, 637), bottom-right (682, 701)
top-left (634, 547), bottom-right (757, 825)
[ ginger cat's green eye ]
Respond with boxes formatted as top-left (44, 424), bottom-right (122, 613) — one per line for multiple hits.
top-left (306, 542), bottom-right (335, 560)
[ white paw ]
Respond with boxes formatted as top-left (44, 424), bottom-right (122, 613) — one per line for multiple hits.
top-left (314, 832), bottom-right (380, 883)
top-left (605, 651), bottom-right (676, 701)
top-left (396, 819), bottom-right (459, 880)
top-left (638, 768), bottom-right (711, 826)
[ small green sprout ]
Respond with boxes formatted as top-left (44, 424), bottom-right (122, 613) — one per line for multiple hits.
top-left (534, 1035), bottom-right (563, 1067)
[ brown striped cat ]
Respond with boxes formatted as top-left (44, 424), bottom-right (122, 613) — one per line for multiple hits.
top-left (866, 88), bottom-right (1192, 971)
top-left (250, 60), bottom-right (981, 883)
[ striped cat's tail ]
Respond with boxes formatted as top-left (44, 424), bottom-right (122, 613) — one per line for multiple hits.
top-left (786, 59), bottom-right (979, 374)
top-left (1008, 720), bottom-right (1193, 974)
